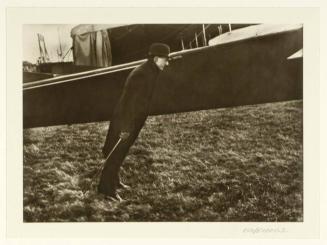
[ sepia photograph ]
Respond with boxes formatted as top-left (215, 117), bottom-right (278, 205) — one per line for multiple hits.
top-left (22, 23), bottom-right (303, 222)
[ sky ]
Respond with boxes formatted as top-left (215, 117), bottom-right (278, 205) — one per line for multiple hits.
top-left (23, 24), bottom-right (75, 63)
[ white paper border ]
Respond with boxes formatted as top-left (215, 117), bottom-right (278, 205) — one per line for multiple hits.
top-left (4, 5), bottom-right (322, 240)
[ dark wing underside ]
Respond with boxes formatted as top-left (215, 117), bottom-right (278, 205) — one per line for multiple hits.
top-left (23, 26), bottom-right (302, 128)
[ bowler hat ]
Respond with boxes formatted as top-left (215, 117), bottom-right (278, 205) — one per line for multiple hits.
top-left (148, 43), bottom-right (170, 58)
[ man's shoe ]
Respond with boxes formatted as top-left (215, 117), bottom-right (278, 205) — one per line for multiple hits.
top-left (105, 192), bottom-right (123, 202)
top-left (117, 181), bottom-right (131, 190)
top-left (98, 184), bottom-right (121, 201)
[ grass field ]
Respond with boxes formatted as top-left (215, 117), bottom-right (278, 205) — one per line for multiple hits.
top-left (23, 100), bottom-right (303, 222)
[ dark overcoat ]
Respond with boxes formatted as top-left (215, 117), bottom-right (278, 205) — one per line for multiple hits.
top-left (98, 58), bottom-right (161, 195)
top-left (102, 58), bottom-right (161, 157)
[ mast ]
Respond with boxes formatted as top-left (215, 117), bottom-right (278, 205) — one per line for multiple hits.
top-left (37, 33), bottom-right (45, 63)
top-left (57, 27), bottom-right (63, 62)
top-left (37, 33), bottom-right (50, 63)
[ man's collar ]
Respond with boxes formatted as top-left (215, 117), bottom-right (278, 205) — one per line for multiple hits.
top-left (147, 58), bottom-right (161, 72)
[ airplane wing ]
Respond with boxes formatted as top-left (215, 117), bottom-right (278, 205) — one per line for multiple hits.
top-left (23, 24), bottom-right (303, 128)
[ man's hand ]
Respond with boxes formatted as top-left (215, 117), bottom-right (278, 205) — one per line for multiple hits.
top-left (119, 131), bottom-right (130, 141)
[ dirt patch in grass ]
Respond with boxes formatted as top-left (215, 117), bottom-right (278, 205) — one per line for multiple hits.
top-left (23, 100), bottom-right (303, 222)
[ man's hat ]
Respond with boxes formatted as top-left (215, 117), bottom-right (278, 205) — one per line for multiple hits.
top-left (148, 43), bottom-right (170, 58)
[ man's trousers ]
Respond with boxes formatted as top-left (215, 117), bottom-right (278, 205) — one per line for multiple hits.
top-left (98, 118), bottom-right (146, 196)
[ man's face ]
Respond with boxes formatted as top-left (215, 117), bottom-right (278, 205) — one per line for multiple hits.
top-left (154, 56), bottom-right (169, 71)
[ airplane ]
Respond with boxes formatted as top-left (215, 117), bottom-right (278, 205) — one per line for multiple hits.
top-left (23, 23), bottom-right (303, 129)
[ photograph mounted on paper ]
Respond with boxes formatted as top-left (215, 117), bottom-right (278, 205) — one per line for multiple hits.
top-left (22, 23), bottom-right (303, 222)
